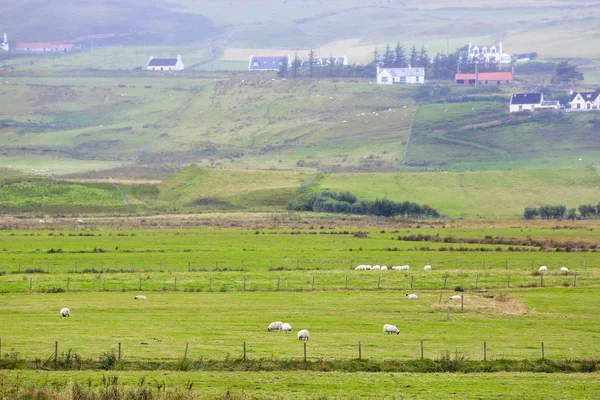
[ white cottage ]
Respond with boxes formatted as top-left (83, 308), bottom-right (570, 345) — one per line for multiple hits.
top-left (377, 66), bottom-right (425, 84)
top-left (147, 55), bottom-right (184, 71)
top-left (1, 33), bottom-right (8, 51)
top-left (569, 91), bottom-right (600, 111)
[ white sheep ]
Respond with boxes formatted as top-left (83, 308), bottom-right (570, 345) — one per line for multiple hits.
top-left (134, 295), bottom-right (147, 300)
top-left (560, 267), bottom-right (569, 273)
top-left (297, 329), bottom-right (309, 340)
top-left (539, 266), bottom-right (547, 272)
top-left (391, 266), bottom-right (402, 270)
top-left (381, 266), bottom-right (388, 271)
top-left (355, 265), bottom-right (371, 270)
top-left (383, 324), bottom-right (399, 335)
top-left (400, 265), bottom-right (410, 271)
top-left (405, 293), bottom-right (418, 300)
top-left (60, 308), bottom-right (70, 317)
top-left (282, 323), bottom-right (292, 333)
top-left (424, 265), bottom-right (432, 271)
top-left (450, 295), bottom-right (462, 300)
top-left (371, 265), bottom-right (381, 271)
top-left (267, 321), bottom-right (283, 332)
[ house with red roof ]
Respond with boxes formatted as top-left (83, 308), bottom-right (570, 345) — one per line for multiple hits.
top-left (455, 72), bottom-right (513, 85)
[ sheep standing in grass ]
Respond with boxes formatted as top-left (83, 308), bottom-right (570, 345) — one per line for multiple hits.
top-left (381, 266), bottom-right (388, 271)
top-left (539, 266), bottom-right (547, 272)
top-left (405, 294), bottom-right (418, 300)
top-left (450, 295), bottom-right (462, 300)
top-left (399, 265), bottom-right (410, 271)
top-left (297, 329), bottom-right (309, 340)
top-left (383, 324), bottom-right (399, 335)
top-left (268, 321), bottom-right (283, 332)
top-left (60, 308), bottom-right (70, 317)
top-left (134, 295), bottom-right (147, 300)
top-left (371, 265), bottom-right (381, 271)
top-left (282, 323), bottom-right (292, 333)
top-left (560, 267), bottom-right (569, 273)
top-left (424, 265), bottom-right (432, 271)
top-left (355, 265), bottom-right (371, 271)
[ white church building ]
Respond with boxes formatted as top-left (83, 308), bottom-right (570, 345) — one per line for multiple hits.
top-left (466, 42), bottom-right (511, 64)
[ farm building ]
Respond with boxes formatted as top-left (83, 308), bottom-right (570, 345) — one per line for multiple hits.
top-left (464, 42), bottom-right (512, 64)
top-left (568, 91), bottom-right (600, 110)
top-left (249, 56), bottom-right (291, 71)
top-left (15, 42), bottom-right (75, 52)
top-left (509, 93), bottom-right (560, 113)
top-left (455, 72), bottom-right (513, 85)
top-left (377, 66), bottom-right (425, 84)
top-left (1, 33), bottom-right (8, 51)
top-left (147, 56), bottom-right (184, 71)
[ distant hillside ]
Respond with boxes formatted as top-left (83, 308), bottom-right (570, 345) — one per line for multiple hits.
top-left (0, 0), bottom-right (219, 45)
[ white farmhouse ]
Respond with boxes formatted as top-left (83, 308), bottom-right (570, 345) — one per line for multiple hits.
top-left (147, 55), bottom-right (184, 71)
top-left (1, 33), bottom-right (8, 51)
top-left (377, 66), bottom-right (424, 84)
top-left (509, 93), bottom-right (560, 113)
top-left (466, 42), bottom-right (511, 64)
top-left (569, 91), bottom-right (600, 111)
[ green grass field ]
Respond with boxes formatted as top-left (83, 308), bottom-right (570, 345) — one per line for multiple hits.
top-left (1, 224), bottom-right (600, 398)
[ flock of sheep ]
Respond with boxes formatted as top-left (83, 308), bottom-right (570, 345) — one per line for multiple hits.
top-left (538, 265), bottom-right (569, 273)
top-left (354, 264), bottom-right (432, 271)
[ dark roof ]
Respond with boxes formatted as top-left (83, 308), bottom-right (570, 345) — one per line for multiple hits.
top-left (148, 58), bottom-right (178, 67)
top-left (510, 93), bottom-right (542, 105)
top-left (569, 92), bottom-right (600, 102)
top-left (249, 56), bottom-right (288, 71)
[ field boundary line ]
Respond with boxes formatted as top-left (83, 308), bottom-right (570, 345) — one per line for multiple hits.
top-left (401, 104), bottom-right (419, 164)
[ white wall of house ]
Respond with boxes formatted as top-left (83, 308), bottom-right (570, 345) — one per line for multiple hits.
top-left (147, 56), bottom-right (184, 71)
top-left (569, 93), bottom-right (600, 110)
top-left (377, 67), bottom-right (424, 84)
top-left (509, 103), bottom-right (536, 113)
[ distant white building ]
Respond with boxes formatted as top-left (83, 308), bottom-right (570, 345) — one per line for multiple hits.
top-left (509, 93), bottom-right (560, 113)
top-left (377, 66), bottom-right (425, 84)
top-left (467, 42), bottom-right (511, 64)
top-left (147, 55), bottom-right (184, 71)
top-left (1, 33), bottom-right (8, 51)
top-left (569, 91), bottom-right (600, 111)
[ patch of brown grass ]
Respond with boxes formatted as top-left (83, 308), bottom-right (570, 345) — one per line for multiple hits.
top-left (431, 293), bottom-right (528, 316)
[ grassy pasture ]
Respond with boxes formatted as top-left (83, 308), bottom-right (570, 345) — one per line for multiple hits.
top-left (1, 289), bottom-right (600, 361)
top-left (1, 370), bottom-right (599, 399)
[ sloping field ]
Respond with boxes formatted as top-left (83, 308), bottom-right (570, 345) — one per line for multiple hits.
top-left (408, 102), bottom-right (600, 170)
top-left (316, 167), bottom-right (600, 219)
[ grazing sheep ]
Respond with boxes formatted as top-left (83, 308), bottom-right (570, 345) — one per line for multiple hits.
top-left (383, 324), bottom-right (400, 335)
top-left (77, 219), bottom-right (83, 223)
top-left (560, 267), bottom-right (569, 273)
top-left (355, 265), bottom-right (371, 271)
top-left (539, 266), bottom-right (547, 272)
top-left (405, 294), bottom-right (418, 300)
top-left (381, 266), bottom-right (388, 271)
top-left (60, 308), bottom-right (70, 317)
top-left (134, 295), bottom-right (147, 300)
top-left (371, 265), bottom-right (381, 271)
top-left (424, 265), bottom-right (432, 271)
top-left (267, 321), bottom-right (283, 332)
top-left (282, 323), bottom-right (292, 333)
top-left (297, 329), bottom-right (309, 340)
top-left (450, 295), bottom-right (462, 300)
top-left (391, 266), bottom-right (402, 270)
top-left (399, 265), bottom-right (410, 271)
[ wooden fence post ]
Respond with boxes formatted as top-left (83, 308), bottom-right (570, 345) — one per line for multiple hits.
top-left (420, 340), bottom-right (424, 360)
top-left (29, 277), bottom-right (32, 292)
top-left (350, 260), bottom-right (353, 270)
top-left (482, 260), bottom-right (485, 269)
top-left (102, 278), bottom-right (105, 291)
top-left (438, 293), bottom-right (442, 304)
top-left (377, 276), bottom-right (381, 289)
top-left (243, 277), bottom-right (246, 291)
top-left (54, 341), bottom-right (58, 367)
top-left (304, 342), bottom-right (307, 362)
top-left (188, 262), bottom-right (190, 272)
top-left (241, 261), bottom-right (244, 270)
top-left (243, 342), bottom-right (246, 360)
top-left (358, 342), bottom-right (362, 360)
top-left (209, 277), bottom-right (212, 292)
top-left (118, 342), bottom-right (121, 361)
top-left (505, 259), bottom-right (508, 270)
top-left (541, 342), bottom-right (545, 360)
top-left (460, 295), bottom-right (464, 312)
top-left (183, 343), bottom-right (189, 362)
top-left (484, 342), bottom-right (487, 360)
top-left (215, 261), bottom-right (219, 271)
top-left (312, 276), bottom-right (315, 290)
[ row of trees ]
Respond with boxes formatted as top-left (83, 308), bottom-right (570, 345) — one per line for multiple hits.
top-left (523, 203), bottom-right (600, 220)
top-left (287, 190), bottom-right (441, 218)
